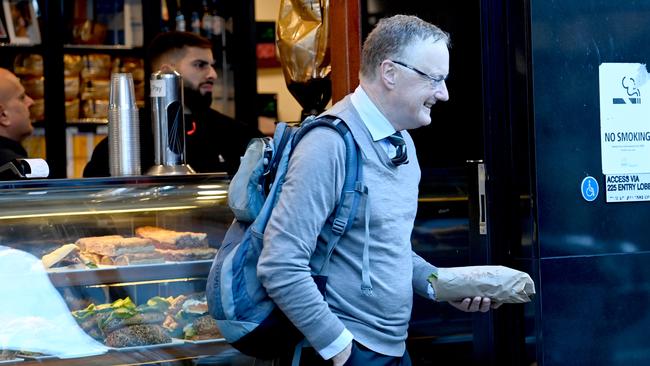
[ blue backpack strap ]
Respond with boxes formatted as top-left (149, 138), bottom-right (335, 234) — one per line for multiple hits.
top-left (292, 115), bottom-right (367, 277)
top-left (249, 123), bottom-right (298, 236)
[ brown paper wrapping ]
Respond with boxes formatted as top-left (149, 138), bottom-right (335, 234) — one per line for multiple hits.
top-left (429, 266), bottom-right (536, 303)
top-left (277, 0), bottom-right (330, 84)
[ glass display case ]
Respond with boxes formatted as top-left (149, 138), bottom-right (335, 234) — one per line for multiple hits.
top-left (0, 173), bottom-right (240, 365)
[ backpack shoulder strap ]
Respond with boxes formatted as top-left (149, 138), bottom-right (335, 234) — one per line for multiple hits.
top-left (292, 116), bottom-right (361, 220)
top-left (249, 122), bottom-right (299, 236)
top-left (291, 115), bottom-right (367, 276)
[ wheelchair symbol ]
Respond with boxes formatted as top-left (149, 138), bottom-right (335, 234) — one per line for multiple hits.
top-left (581, 176), bottom-right (599, 202)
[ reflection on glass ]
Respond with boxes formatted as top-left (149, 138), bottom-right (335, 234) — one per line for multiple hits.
top-left (0, 246), bottom-right (108, 358)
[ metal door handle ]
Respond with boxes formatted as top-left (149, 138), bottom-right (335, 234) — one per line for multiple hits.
top-left (477, 163), bottom-right (487, 235)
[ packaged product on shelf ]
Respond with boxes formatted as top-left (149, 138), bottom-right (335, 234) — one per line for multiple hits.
top-left (14, 55), bottom-right (45, 120)
top-left (81, 99), bottom-right (109, 119)
top-left (22, 76), bottom-right (44, 99)
top-left (135, 226), bottom-right (208, 249)
top-left (30, 98), bottom-right (45, 121)
top-left (71, 19), bottom-right (108, 45)
top-left (81, 54), bottom-right (112, 79)
top-left (41, 243), bottom-right (93, 270)
top-left (89, 79), bottom-right (110, 100)
top-left (116, 58), bottom-right (145, 81)
top-left (80, 79), bottom-right (110, 119)
top-left (65, 99), bottom-right (80, 120)
top-left (114, 57), bottom-right (145, 102)
top-left (18, 73), bottom-right (45, 121)
top-left (163, 293), bottom-right (222, 340)
top-left (64, 55), bottom-right (84, 77)
top-left (13, 54), bottom-right (43, 77)
top-left (136, 226), bottom-right (217, 261)
top-left (155, 247), bottom-right (217, 261)
top-left (64, 77), bottom-right (81, 100)
top-left (72, 297), bottom-right (174, 347)
top-left (75, 235), bottom-right (165, 266)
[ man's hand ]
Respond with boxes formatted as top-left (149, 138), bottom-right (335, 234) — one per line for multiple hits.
top-left (331, 341), bottom-right (352, 366)
top-left (448, 296), bottom-right (501, 312)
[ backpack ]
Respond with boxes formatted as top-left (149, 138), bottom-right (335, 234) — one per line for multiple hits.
top-left (206, 115), bottom-right (365, 359)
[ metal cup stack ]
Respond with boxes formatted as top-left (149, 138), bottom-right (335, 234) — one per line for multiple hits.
top-left (108, 73), bottom-right (141, 176)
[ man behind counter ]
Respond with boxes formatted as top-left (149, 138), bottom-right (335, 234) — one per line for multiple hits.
top-left (0, 68), bottom-right (35, 167)
top-left (83, 31), bottom-right (262, 177)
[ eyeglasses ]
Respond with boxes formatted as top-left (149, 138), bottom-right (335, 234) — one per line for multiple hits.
top-left (390, 60), bottom-right (447, 89)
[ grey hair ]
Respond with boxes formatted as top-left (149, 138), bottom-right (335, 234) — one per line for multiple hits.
top-left (360, 15), bottom-right (450, 80)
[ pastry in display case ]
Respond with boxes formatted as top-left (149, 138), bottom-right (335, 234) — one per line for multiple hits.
top-left (0, 174), bottom-right (240, 365)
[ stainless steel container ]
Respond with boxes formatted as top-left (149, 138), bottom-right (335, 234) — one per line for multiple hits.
top-left (108, 73), bottom-right (141, 176)
top-left (147, 69), bottom-right (195, 175)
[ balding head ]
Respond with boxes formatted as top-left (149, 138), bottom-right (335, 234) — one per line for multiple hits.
top-left (0, 68), bottom-right (34, 142)
top-left (0, 68), bottom-right (20, 102)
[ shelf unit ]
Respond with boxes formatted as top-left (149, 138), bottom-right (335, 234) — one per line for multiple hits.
top-left (1, 0), bottom-right (258, 178)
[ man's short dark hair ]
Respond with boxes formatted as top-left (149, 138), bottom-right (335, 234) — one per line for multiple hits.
top-left (147, 31), bottom-right (212, 69)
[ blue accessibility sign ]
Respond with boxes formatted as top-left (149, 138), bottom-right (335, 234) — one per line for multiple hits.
top-left (581, 176), bottom-right (599, 202)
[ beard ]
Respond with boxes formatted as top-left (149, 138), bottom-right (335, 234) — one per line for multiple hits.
top-left (183, 85), bottom-right (213, 114)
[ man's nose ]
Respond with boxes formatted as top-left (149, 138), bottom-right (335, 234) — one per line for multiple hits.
top-left (435, 81), bottom-right (449, 102)
top-left (208, 66), bottom-right (217, 80)
top-left (26, 95), bottom-right (34, 107)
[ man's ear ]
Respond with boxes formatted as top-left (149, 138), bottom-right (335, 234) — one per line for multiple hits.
top-left (0, 104), bottom-right (8, 127)
top-left (158, 63), bottom-right (175, 73)
top-left (379, 60), bottom-right (397, 89)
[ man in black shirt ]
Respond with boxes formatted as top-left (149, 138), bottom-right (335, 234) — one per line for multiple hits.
top-left (83, 32), bottom-right (262, 177)
top-left (0, 68), bottom-right (35, 167)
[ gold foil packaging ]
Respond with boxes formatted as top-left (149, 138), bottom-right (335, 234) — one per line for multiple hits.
top-left (277, 0), bottom-right (332, 116)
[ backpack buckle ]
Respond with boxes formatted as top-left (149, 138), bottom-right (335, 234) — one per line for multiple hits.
top-left (332, 218), bottom-right (347, 236)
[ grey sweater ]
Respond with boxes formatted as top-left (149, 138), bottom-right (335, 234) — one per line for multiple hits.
top-left (258, 96), bottom-right (437, 357)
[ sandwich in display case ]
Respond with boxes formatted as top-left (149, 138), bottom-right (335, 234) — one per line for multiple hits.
top-left (0, 174), bottom-right (241, 365)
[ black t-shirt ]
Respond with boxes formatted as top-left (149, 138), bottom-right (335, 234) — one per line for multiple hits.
top-left (0, 135), bottom-right (28, 168)
top-left (83, 107), bottom-right (262, 177)
top-left (183, 108), bottom-right (262, 175)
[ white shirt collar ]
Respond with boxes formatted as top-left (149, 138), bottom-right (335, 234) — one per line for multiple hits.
top-left (350, 85), bottom-right (396, 142)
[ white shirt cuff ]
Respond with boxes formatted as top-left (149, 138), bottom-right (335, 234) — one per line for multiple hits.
top-left (427, 283), bottom-right (437, 301)
top-left (318, 329), bottom-right (354, 360)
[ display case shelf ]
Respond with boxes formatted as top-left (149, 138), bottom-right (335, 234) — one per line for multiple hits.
top-left (3, 339), bottom-right (231, 366)
top-left (47, 260), bottom-right (213, 287)
top-left (0, 44), bottom-right (43, 50)
top-left (63, 45), bottom-right (143, 51)
top-left (0, 173), bottom-right (227, 190)
top-left (62, 45), bottom-right (146, 58)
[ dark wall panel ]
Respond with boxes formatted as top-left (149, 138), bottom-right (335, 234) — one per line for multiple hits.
top-left (540, 254), bottom-right (650, 365)
top-left (531, 1), bottom-right (650, 257)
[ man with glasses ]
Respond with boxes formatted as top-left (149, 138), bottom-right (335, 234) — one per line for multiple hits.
top-left (258, 15), bottom-right (498, 366)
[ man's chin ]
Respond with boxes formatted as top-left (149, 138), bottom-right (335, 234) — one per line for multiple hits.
top-left (414, 114), bottom-right (432, 128)
top-left (184, 87), bottom-right (213, 111)
top-left (200, 86), bottom-right (214, 96)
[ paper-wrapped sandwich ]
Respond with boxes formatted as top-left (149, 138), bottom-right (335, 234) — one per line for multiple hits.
top-left (427, 265), bottom-right (536, 303)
